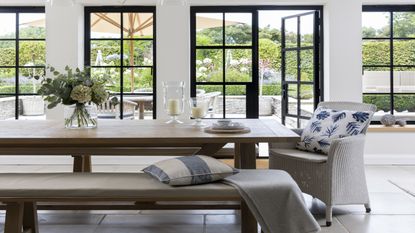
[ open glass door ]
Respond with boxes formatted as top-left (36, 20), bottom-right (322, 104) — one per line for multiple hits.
top-left (281, 11), bottom-right (321, 128)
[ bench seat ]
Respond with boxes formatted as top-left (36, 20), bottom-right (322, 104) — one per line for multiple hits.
top-left (0, 173), bottom-right (255, 233)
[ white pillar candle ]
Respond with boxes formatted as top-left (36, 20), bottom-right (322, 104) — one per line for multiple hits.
top-left (191, 106), bottom-right (205, 119)
top-left (167, 99), bottom-right (181, 115)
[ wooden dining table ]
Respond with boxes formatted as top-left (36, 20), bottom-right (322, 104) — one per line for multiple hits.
top-left (0, 119), bottom-right (299, 172)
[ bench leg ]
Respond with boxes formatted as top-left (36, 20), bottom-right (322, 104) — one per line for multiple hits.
top-left (4, 202), bottom-right (23, 233)
top-left (241, 201), bottom-right (257, 233)
top-left (72, 155), bottom-right (92, 173)
top-left (236, 143), bottom-right (256, 169)
top-left (23, 202), bottom-right (38, 233)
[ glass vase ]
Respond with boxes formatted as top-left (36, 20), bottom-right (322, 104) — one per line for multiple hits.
top-left (64, 104), bottom-right (98, 129)
top-left (163, 81), bottom-right (185, 124)
top-left (189, 97), bottom-right (208, 128)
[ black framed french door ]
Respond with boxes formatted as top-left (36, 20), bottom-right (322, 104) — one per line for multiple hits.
top-left (84, 6), bottom-right (157, 119)
top-left (190, 7), bottom-right (258, 119)
top-left (281, 11), bottom-right (321, 128)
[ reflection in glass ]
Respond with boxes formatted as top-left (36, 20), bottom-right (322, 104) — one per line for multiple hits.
top-left (90, 13), bottom-right (121, 38)
top-left (196, 13), bottom-right (223, 46)
top-left (196, 49), bottom-right (223, 82)
top-left (225, 13), bottom-right (252, 45)
top-left (225, 49), bottom-right (252, 82)
top-left (300, 14), bottom-right (314, 45)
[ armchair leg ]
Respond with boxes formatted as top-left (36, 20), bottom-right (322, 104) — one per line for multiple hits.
top-left (364, 203), bottom-right (371, 213)
top-left (325, 205), bottom-right (333, 227)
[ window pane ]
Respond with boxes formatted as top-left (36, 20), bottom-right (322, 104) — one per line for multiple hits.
top-left (225, 85), bottom-right (246, 118)
top-left (196, 13), bottom-right (223, 46)
top-left (225, 49), bottom-right (251, 82)
top-left (363, 94), bottom-right (391, 121)
top-left (0, 68), bottom-right (15, 94)
top-left (19, 68), bottom-right (44, 94)
top-left (393, 12), bottom-right (415, 38)
top-left (393, 40), bottom-right (415, 66)
top-left (285, 17), bottom-right (298, 48)
top-left (285, 50), bottom-right (298, 81)
top-left (90, 13), bottom-right (121, 39)
top-left (362, 40), bottom-right (390, 66)
top-left (0, 95), bottom-right (15, 120)
top-left (363, 67), bottom-right (390, 94)
top-left (19, 41), bottom-right (45, 66)
top-left (394, 94), bottom-right (415, 120)
top-left (19, 13), bottom-right (45, 39)
top-left (300, 84), bottom-right (313, 118)
top-left (362, 12), bottom-right (390, 38)
top-left (91, 67), bottom-right (121, 93)
top-left (123, 40), bottom-right (153, 66)
top-left (19, 96), bottom-right (45, 119)
top-left (300, 49), bottom-right (313, 82)
top-left (122, 67), bottom-right (153, 93)
top-left (196, 49), bottom-right (223, 82)
top-left (196, 85), bottom-right (223, 118)
top-left (225, 13), bottom-right (252, 46)
top-left (0, 41), bottom-right (16, 66)
top-left (91, 40), bottom-right (121, 66)
top-left (285, 116), bottom-right (298, 129)
top-left (123, 12), bottom-right (153, 38)
top-left (300, 14), bottom-right (314, 46)
top-left (0, 13), bottom-right (16, 39)
top-left (287, 84), bottom-right (298, 116)
top-left (394, 67), bottom-right (415, 93)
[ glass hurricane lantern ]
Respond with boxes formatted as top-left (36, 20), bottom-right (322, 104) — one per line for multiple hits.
top-left (163, 81), bottom-right (185, 124)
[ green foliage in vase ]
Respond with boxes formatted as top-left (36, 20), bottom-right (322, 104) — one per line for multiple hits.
top-left (36, 66), bottom-right (110, 109)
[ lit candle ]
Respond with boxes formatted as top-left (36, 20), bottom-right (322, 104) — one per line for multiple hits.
top-left (191, 106), bottom-right (206, 119)
top-left (167, 99), bottom-right (181, 115)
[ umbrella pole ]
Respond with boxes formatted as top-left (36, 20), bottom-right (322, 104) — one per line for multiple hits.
top-left (129, 13), bottom-right (135, 93)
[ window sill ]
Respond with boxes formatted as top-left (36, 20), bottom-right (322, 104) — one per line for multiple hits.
top-left (368, 125), bottom-right (415, 133)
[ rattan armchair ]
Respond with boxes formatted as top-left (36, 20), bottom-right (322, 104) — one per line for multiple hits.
top-left (269, 102), bottom-right (377, 226)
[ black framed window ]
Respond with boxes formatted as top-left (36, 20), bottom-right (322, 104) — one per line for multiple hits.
top-left (0, 7), bottom-right (46, 120)
top-left (84, 6), bottom-right (156, 119)
top-left (363, 5), bottom-right (415, 123)
top-left (190, 6), bottom-right (323, 125)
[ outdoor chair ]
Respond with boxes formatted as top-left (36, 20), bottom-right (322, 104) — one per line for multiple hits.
top-left (97, 100), bottom-right (137, 119)
top-left (269, 101), bottom-right (377, 226)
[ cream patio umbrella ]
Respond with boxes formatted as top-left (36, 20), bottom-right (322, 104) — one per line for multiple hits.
top-left (21, 13), bottom-right (241, 92)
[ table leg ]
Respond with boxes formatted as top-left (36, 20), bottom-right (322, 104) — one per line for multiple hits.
top-left (4, 202), bottom-right (23, 233)
top-left (139, 103), bottom-right (145, 120)
top-left (241, 200), bottom-right (257, 233)
top-left (235, 143), bottom-right (256, 169)
top-left (72, 155), bottom-right (92, 173)
top-left (23, 202), bottom-right (38, 233)
top-left (196, 143), bottom-right (226, 156)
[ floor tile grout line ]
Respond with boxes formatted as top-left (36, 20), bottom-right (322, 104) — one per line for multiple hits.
top-left (335, 216), bottom-right (352, 233)
top-left (388, 180), bottom-right (415, 198)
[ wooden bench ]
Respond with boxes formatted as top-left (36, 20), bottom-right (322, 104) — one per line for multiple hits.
top-left (0, 173), bottom-right (257, 233)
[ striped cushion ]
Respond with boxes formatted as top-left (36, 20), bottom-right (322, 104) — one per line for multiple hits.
top-left (142, 155), bottom-right (239, 186)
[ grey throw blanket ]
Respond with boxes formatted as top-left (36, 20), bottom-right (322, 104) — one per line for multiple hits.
top-left (224, 170), bottom-right (320, 233)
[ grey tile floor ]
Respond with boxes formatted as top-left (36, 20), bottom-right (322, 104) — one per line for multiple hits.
top-left (0, 165), bottom-right (415, 233)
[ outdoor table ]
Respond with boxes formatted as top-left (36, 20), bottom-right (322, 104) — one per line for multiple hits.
top-left (124, 96), bottom-right (153, 119)
top-left (0, 119), bottom-right (299, 172)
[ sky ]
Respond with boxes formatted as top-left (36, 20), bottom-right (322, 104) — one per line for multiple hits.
top-left (0, 13), bottom-right (45, 37)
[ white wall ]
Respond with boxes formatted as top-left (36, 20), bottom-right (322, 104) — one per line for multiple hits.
top-left (0, 0), bottom-right (414, 164)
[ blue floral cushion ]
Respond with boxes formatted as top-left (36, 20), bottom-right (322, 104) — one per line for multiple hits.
top-left (296, 107), bottom-right (373, 154)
